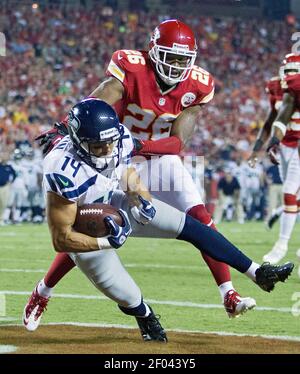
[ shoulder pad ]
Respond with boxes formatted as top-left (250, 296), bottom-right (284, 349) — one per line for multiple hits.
top-left (188, 65), bottom-right (215, 104)
top-left (265, 77), bottom-right (283, 96)
top-left (106, 50), bottom-right (147, 82)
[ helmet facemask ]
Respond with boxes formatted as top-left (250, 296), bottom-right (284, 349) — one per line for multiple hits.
top-left (284, 63), bottom-right (300, 76)
top-left (280, 54), bottom-right (300, 79)
top-left (149, 43), bottom-right (197, 86)
top-left (68, 111), bottom-right (123, 172)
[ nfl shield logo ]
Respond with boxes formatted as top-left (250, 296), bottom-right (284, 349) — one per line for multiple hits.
top-left (159, 98), bottom-right (165, 106)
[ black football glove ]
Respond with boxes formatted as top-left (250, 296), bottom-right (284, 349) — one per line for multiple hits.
top-left (266, 136), bottom-right (280, 165)
top-left (35, 121), bottom-right (69, 156)
top-left (132, 137), bottom-right (144, 154)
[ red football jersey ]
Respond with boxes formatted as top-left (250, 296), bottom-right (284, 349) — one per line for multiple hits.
top-left (266, 76), bottom-right (283, 111)
top-left (106, 49), bottom-right (214, 140)
top-left (266, 76), bottom-right (300, 148)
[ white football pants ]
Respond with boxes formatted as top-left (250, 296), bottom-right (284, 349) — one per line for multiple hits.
top-left (68, 196), bottom-right (186, 307)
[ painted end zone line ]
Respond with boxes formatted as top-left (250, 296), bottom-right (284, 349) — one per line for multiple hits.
top-left (0, 290), bottom-right (293, 313)
top-left (1, 321), bottom-right (300, 343)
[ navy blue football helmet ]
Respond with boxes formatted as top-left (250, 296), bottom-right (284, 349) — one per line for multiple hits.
top-left (13, 148), bottom-right (24, 161)
top-left (68, 98), bottom-right (124, 171)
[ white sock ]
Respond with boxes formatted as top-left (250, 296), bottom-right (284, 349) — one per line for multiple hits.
top-left (274, 206), bottom-right (284, 216)
top-left (218, 281), bottom-right (234, 300)
top-left (36, 278), bottom-right (53, 298)
top-left (279, 212), bottom-right (297, 242)
top-left (245, 262), bottom-right (260, 282)
top-left (276, 237), bottom-right (289, 247)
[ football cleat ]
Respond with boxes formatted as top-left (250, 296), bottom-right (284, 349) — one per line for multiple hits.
top-left (135, 307), bottom-right (167, 342)
top-left (255, 262), bottom-right (294, 292)
top-left (263, 240), bottom-right (288, 264)
top-left (266, 212), bottom-right (280, 230)
top-left (224, 290), bottom-right (256, 318)
top-left (23, 287), bottom-right (50, 331)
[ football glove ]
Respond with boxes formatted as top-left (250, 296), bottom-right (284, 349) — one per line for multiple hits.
top-left (104, 209), bottom-right (132, 249)
top-left (131, 195), bottom-right (156, 225)
top-left (35, 121), bottom-right (69, 156)
top-left (266, 136), bottom-right (280, 165)
top-left (132, 137), bottom-right (144, 156)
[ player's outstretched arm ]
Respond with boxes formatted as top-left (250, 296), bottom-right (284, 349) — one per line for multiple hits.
top-left (121, 166), bottom-right (152, 206)
top-left (169, 105), bottom-right (200, 147)
top-left (89, 77), bottom-right (124, 105)
top-left (266, 92), bottom-right (295, 163)
top-left (47, 192), bottom-right (109, 252)
top-left (248, 107), bottom-right (277, 168)
top-left (134, 106), bottom-right (200, 156)
top-left (271, 92), bottom-right (294, 139)
top-left (121, 167), bottom-right (156, 225)
top-left (35, 77), bottom-right (124, 156)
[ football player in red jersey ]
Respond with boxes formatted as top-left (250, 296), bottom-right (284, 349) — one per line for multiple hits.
top-left (24, 20), bottom-right (256, 329)
top-left (248, 76), bottom-right (284, 229)
top-left (249, 53), bottom-right (300, 264)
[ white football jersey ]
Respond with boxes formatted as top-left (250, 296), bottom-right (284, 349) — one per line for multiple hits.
top-left (234, 161), bottom-right (263, 191)
top-left (10, 160), bottom-right (29, 190)
top-left (43, 125), bottom-right (133, 206)
top-left (21, 158), bottom-right (43, 191)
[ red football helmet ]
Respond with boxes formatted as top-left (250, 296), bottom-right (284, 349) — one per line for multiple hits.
top-left (280, 53), bottom-right (300, 79)
top-left (149, 19), bottom-right (197, 86)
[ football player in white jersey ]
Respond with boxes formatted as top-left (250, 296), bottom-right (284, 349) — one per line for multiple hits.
top-left (23, 99), bottom-right (294, 337)
top-left (7, 149), bottom-right (29, 223)
top-left (20, 148), bottom-right (44, 223)
top-left (34, 19), bottom-right (256, 319)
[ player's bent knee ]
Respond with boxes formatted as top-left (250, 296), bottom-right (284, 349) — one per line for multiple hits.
top-left (283, 182), bottom-right (300, 195)
top-left (283, 193), bottom-right (298, 213)
top-left (187, 204), bottom-right (213, 226)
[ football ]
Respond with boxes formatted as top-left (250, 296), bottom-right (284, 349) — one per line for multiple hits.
top-left (73, 203), bottom-right (123, 237)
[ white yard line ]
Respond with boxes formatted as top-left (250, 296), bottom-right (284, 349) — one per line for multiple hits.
top-left (0, 268), bottom-right (47, 273)
top-left (0, 345), bottom-right (18, 353)
top-left (0, 321), bottom-right (299, 343)
top-left (0, 317), bottom-right (19, 322)
top-left (0, 264), bottom-right (203, 272)
top-left (0, 232), bottom-right (17, 236)
top-left (0, 290), bottom-right (293, 313)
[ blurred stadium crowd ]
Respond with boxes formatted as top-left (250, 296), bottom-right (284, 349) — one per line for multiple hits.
top-left (0, 2), bottom-right (297, 224)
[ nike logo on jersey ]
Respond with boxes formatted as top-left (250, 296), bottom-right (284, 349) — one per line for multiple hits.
top-left (118, 53), bottom-right (123, 61)
top-left (53, 173), bottom-right (75, 189)
top-left (58, 177), bottom-right (69, 187)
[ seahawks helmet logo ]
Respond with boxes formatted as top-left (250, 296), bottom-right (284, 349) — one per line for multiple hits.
top-left (68, 109), bottom-right (81, 131)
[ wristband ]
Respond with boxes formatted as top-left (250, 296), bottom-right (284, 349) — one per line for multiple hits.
top-left (97, 237), bottom-right (111, 250)
top-left (253, 139), bottom-right (264, 152)
top-left (273, 121), bottom-right (287, 136)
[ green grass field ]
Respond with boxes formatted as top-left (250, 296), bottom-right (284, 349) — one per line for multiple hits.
top-left (0, 222), bottom-right (299, 339)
